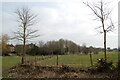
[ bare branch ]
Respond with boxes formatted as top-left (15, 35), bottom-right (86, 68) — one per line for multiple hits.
top-left (83, 2), bottom-right (102, 20)
top-left (14, 7), bottom-right (39, 47)
top-left (26, 35), bottom-right (40, 40)
top-left (83, 0), bottom-right (114, 33)
top-left (106, 18), bottom-right (115, 32)
top-left (26, 29), bottom-right (39, 38)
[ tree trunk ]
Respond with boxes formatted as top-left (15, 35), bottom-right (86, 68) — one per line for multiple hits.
top-left (104, 30), bottom-right (107, 61)
top-left (22, 24), bottom-right (26, 64)
top-left (22, 41), bottom-right (25, 64)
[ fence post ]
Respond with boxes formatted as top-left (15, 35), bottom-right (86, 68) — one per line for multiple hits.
top-left (57, 55), bottom-right (58, 66)
top-left (89, 53), bottom-right (93, 66)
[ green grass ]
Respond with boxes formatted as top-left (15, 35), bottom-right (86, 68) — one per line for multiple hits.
top-left (2, 56), bottom-right (22, 70)
top-left (2, 56), bottom-right (43, 70)
top-left (2, 56), bottom-right (43, 77)
top-left (2, 52), bottom-right (119, 78)
top-left (40, 52), bottom-right (119, 68)
top-left (2, 52), bottom-right (119, 70)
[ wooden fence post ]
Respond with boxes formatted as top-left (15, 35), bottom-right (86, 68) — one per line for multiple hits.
top-left (89, 53), bottom-right (93, 66)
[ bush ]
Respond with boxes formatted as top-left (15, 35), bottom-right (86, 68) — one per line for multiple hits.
top-left (88, 58), bottom-right (114, 73)
top-left (96, 58), bottom-right (113, 72)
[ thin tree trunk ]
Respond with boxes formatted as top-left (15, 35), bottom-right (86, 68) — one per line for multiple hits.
top-left (104, 30), bottom-right (107, 61)
top-left (22, 42), bottom-right (25, 64)
top-left (22, 24), bottom-right (26, 64)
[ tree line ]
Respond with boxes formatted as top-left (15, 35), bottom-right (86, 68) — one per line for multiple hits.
top-left (15, 39), bottom-right (99, 56)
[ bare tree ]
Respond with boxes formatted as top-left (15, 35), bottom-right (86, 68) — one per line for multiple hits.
top-left (83, 0), bottom-right (115, 60)
top-left (14, 7), bottom-right (39, 64)
top-left (38, 41), bottom-right (44, 48)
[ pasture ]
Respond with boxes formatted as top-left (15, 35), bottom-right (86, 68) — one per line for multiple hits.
top-left (2, 56), bottom-right (43, 70)
top-left (2, 52), bottom-right (119, 70)
top-left (39, 52), bottom-right (119, 68)
top-left (2, 52), bottom-right (119, 78)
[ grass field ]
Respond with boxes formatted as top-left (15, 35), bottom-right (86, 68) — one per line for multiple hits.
top-left (2, 56), bottom-right (43, 70)
top-left (2, 52), bottom-right (119, 70)
top-left (2, 52), bottom-right (119, 78)
top-left (39, 52), bottom-right (119, 68)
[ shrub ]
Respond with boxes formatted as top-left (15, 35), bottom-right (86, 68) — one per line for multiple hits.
top-left (97, 58), bottom-right (113, 72)
top-left (88, 58), bottom-right (114, 73)
top-left (96, 58), bottom-right (113, 72)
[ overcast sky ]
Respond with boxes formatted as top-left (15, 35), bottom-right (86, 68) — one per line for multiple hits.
top-left (0, 0), bottom-right (119, 48)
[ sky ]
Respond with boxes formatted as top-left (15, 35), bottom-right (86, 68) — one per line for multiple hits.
top-left (0, 0), bottom-right (119, 48)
